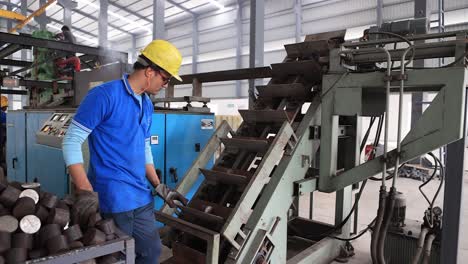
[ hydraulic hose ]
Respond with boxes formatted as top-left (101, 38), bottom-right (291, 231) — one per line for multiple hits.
top-left (411, 227), bottom-right (429, 264)
top-left (422, 234), bottom-right (436, 264)
top-left (376, 186), bottom-right (396, 264)
top-left (371, 186), bottom-right (387, 263)
top-left (371, 46), bottom-right (392, 264)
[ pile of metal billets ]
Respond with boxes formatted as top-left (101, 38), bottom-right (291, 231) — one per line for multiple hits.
top-left (0, 180), bottom-right (134, 264)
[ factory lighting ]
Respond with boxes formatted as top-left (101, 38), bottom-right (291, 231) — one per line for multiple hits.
top-left (47, 23), bottom-right (99, 45)
top-left (208, 0), bottom-right (224, 9)
top-left (78, 0), bottom-right (152, 33)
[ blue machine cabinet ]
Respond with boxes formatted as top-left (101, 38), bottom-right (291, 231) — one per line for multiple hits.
top-left (6, 111), bottom-right (26, 182)
top-left (6, 110), bottom-right (70, 197)
top-left (7, 110), bottom-right (214, 205)
top-left (150, 111), bottom-right (215, 216)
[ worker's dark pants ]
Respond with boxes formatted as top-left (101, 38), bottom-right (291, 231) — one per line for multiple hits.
top-left (102, 202), bottom-right (161, 264)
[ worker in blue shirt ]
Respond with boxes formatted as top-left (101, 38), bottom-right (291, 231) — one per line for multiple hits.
top-left (62, 40), bottom-right (187, 263)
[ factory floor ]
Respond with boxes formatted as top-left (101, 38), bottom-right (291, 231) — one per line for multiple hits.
top-left (159, 175), bottom-right (468, 263)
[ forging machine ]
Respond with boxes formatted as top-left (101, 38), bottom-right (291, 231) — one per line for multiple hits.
top-left (158, 21), bottom-right (468, 263)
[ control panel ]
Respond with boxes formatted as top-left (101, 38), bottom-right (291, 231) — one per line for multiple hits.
top-left (36, 113), bottom-right (75, 148)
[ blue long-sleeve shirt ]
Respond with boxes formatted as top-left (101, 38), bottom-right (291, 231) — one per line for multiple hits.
top-left (62, 122), bottom-right (155, 166)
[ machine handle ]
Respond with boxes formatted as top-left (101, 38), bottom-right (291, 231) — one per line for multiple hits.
top-left (169, 167), bottom-right (178, 183)
top-left (12, 157), bottom-right (17, 169)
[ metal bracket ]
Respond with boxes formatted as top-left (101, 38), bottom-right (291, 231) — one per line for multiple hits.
top-left (294, 177), bottom-right (318, 196)
top-left (309, 125), bottom-right (320, 139)
top-left (383, 73), bottom-right (408, 82)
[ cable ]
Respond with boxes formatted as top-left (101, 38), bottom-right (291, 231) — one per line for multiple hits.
top-left (419, 153), bottom-right (439, 206)
top-left (331, 218), bottom-right (375, 241)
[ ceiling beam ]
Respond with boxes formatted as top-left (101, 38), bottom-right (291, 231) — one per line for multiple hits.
top-left (73, 8), bottom-right (132, 36)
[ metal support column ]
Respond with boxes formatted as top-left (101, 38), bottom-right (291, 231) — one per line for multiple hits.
top-left (235, 0), bottom-right (243, 97)
top-left (153, 0), bottom-right (165, 39)
top-left (20, 0), bottom-right (29, 107)
top-left (34, 0), bottom-right (50, 30)
top-left (440, 136), bottom-right (466, 264)
top-left (98, 0), bottom-right (108, 48)
top-left (192, 16), bottom-right (199, 74)
top-left (411, 0), bottom-right (430, 164)
top-left (129, 34), bottom-right (137, 63)
top-left (294, 0), bottom-right (302, 43)
top-left (152, 0), bottom-right (165, 101)
top-left (377, 0), bottom-right (383, 26)
top-left (57, 0), bottom-right (78, 28)
top-left (248, 0), bottom-right (264, 109)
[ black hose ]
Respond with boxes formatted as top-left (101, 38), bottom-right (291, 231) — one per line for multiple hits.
top-left (377, 186), bottom-right (397, 264)
top-left (371, 186), bottom-right (387, 264)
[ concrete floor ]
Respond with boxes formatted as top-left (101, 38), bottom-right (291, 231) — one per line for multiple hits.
top-left (160, 175), bottom-right (468, 263)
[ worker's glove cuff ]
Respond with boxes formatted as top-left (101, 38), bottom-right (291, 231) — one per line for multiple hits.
top-left (155, 184), bottom-right (188, 208)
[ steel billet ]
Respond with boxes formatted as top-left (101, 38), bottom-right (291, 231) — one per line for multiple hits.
top-left (64, 224), bottom-right (83, 243)
top-left (12, 233), bottom-right (34, 249)
top-left (20, 215), bottom-right (41, 234)
top-left (40, 193), bottom-right (58, 209)
top-left (28, 248), bottom-right (48, 259)
top-left (0, 215), bottom-right (18, 232)
top-left (96, 219), bottom-right (115, 235)
top-left (47, 207), bottom-right (70, 227)
top-left (35, 205), bottom-right (49, 223)
top-left (12, 197), bottom-right (36, 219)
top-left (82, 228), bottom-right (106, 246)
top-left (5, 248), bottom-right (28, 263)
top-left (19, 189), bottom-right (39, 204)
top-left (47, 235), bottom-right (69, 254)
top-left (0, 186), bottom-right (21, 208)
top-left (0, 231), bottom-right (11, 253)
top-left (21, 182), bottom-right (41, 192)
top-left (39, 224), bottom-right (61, 244)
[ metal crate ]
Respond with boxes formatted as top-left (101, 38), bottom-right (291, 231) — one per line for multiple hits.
top-left (26, 236), bottom-right (135, 264)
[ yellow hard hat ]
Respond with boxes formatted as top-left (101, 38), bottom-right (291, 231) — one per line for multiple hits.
top-left (1, 96), bottom-right (8, 108)
top-left (140, 40), bottom-right (183, 82)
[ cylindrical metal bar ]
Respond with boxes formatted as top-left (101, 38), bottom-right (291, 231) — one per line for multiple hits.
top-left (0, 185), bottom-right (21, 208)
top-left (19, 215), bottom-right (41, 234)
top-left (96, 219), bottom-right (115, 235)
top-left (342, 41), bottom-right (464, 65)
top-left (343, 30), bottom-right (467, 48)
top-left (12, 232), bottom-right (33, 249)
top-left (5, 248), bottom-right (28, 263)
top-left (0, 215), bottom-right (18, 233)
top-left (82, 228), bottom-right (106, 246)
top-left (12, 197), bottom-right (36, 219)
top-left (0, 231), bottom-right (11, 253)
top-left (392, 47), bottom-right (415, 187)
top-left (64, 224), bottom-right (83, 243)
top-left (47, 234), bottom-right (69, 254)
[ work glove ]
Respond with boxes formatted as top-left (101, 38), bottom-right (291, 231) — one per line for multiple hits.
top-left (154, 184), bottom-right (188, 208)
top-left (72, 190), bottom-right (99, 229)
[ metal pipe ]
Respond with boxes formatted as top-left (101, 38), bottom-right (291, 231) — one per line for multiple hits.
top-left (343, 30), bottom-right (467, 48)
top-left (392, 46), bottom-right (415, 187)
top-left (370, 47), bottom-right (392, 264)
top-left (422, 234), bottom-right (437, 264)
top-left (411, 227), bottom-right (429, 264)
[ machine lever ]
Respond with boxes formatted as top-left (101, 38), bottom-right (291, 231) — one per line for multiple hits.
top-left (169, 167), bottom-right (178, 182)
